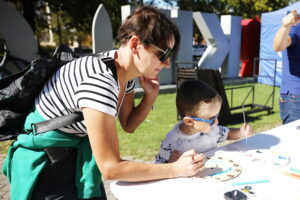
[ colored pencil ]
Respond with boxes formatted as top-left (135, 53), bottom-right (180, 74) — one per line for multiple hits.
top-left (232, 179), bottom-right (270, 186)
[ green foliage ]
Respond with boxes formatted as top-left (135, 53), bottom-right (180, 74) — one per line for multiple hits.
top-left (220, 0), bottom-right (290, 18)
top-left (177, 0), bottom-right (226, 14)
top-left (45, 0), bottom-right (130, 46)
top-left (172, 0), bottom-right (290, 18)
top-left (5, 0), bottom-right (133, 47)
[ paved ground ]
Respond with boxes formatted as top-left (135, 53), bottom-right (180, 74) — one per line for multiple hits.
top-left (0, 153), bottom-right (117, 200)
top-left (0, 154), bottom-right (9, 200)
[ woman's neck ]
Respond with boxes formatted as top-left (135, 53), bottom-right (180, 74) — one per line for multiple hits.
top-left (115, 48), bottom-right (141, 83)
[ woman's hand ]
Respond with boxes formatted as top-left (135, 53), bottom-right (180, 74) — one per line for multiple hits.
top-left (240, 123), bottom-right (255, 137)
top-left (139, 76), bottom-right (160, 97)
top-left (171, 150), bottom-right (204, 177)
top-left (168, 150), bottom-right (182, 163)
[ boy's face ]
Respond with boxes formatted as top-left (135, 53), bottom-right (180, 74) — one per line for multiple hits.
top-left (189, 100), bottom-right (221, 133)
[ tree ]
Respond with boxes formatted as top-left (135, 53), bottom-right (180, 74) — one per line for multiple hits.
top-left (174, 0), bottom-right (227, 15)
top-left (219, 0), bottom-right (290, 18)
top-left (45, 0), bottom-right (132, 47)
top-left (162, 0), bottom-right (290, 43)
top-left (4, 0), bottom-right (39, 32)
top-left (4, 0), bottom-right (133, 48)
top-left (167, 0), bottom-right (290, 18)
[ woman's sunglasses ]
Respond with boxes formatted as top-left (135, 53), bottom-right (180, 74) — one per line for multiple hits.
top-left (190, 114), bottom-right (219, 127)
top-left (151, 44), bottom-right (173, 62)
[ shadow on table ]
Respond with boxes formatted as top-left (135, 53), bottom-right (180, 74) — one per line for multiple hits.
top-left (115, 179), bottom-right (161, 187)
top-left (206, 133), bottom-right (280, 157)
top-left (222, 133), bottom-right (280, 152)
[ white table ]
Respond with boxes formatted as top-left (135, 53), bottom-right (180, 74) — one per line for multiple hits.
top-left (110, 120), bottom-right (300, 200)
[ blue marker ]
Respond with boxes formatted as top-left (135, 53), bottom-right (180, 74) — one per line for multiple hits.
top-left (278, 155), bottom-right (287, 160)
top-left (210, 168), bottom-right (231, 176)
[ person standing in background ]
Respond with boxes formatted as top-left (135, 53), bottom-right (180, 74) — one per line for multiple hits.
top-left (273, 10), bottom-right (300, 124)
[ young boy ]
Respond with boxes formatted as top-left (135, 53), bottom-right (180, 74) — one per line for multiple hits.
top-left (155, 80), bottom-right (255, 163)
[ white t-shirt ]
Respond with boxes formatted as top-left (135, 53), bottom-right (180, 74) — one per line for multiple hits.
top-left (35, 50), bottom-right (135, 134)
top-left (155, 121), bottom-right (229, 163)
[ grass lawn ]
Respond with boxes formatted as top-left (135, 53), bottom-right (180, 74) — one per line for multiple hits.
top-left (0, 83), bottom-right (282, 162)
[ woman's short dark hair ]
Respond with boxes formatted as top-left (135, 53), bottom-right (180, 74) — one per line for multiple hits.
top-left (117, 6), bottom-right (181, 56)
top-left (176, 80), bottom-right (222, 118)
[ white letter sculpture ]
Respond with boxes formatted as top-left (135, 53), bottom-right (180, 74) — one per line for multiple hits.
top-left (0, 0), bottom-right (38, 73)
top-left (92, 4), bottom-right (113, 53)
top-left (221, 15), bottom-right (242, 78)
top-left (193, 12), bottom-right (229, 72)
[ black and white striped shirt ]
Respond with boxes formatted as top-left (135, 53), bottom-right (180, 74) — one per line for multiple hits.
top-left (35, 50), bottom-right (135, 134)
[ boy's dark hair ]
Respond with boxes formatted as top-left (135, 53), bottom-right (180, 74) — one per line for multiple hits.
top-left (176, 80), bottom-right (222, 118)
top-left (117, 6), bottom-right (180, 56)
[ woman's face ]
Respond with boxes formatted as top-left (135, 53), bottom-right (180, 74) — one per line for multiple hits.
top-left (135, 35), bottom-right (175, 79)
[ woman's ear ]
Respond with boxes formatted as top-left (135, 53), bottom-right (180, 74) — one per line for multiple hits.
top-left (129, 36), bottom-right (139, 53)
top-left (183, 117), bottom-right (194, 126)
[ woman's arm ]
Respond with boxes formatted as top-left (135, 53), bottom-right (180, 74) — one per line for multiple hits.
top-left (118, 77), bottom-right (160, 133)
top-left (82, 107), bottom-right (204, 181)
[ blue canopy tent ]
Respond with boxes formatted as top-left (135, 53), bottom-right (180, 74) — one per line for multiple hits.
top-left (259, 1), bottom-right (300, 86)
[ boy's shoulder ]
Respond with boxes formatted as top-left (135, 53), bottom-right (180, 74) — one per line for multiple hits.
top-left (215, 125), bottom-right (229, 132)
top-left (162, 122), bottom-right (182, 140)
top-left (209, 125), bottom-right (229, 136)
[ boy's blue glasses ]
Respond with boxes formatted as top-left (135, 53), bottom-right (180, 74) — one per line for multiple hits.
top-left (190, 114), bottom-right (219, 127)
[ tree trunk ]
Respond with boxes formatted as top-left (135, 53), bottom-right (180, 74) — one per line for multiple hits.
top-left (56, 11), bottom-right (62, 45)
top-left (21, 0), bottom-right (36, 33)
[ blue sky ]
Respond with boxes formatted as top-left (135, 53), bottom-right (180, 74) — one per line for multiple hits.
top-left (143, 0), bottom-right (177, 9)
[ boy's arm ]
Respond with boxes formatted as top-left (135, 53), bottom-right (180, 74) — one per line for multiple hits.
top-left (168, 150), bottom-right (182, 163)
top-left (227, 128), bottom-right (243, 140)
top-left (155, 141), bottom-right (172, 164)
top-left (156, 137), bottom-right (183, 163)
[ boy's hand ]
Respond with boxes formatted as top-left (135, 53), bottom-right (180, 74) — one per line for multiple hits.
top-left (168, 150), bottom-right (182, 163)
top-left (240, 123), bottom-right (255, 137)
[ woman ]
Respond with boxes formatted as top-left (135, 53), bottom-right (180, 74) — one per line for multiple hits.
top-left (3, 6), bottom-right (204, 200)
